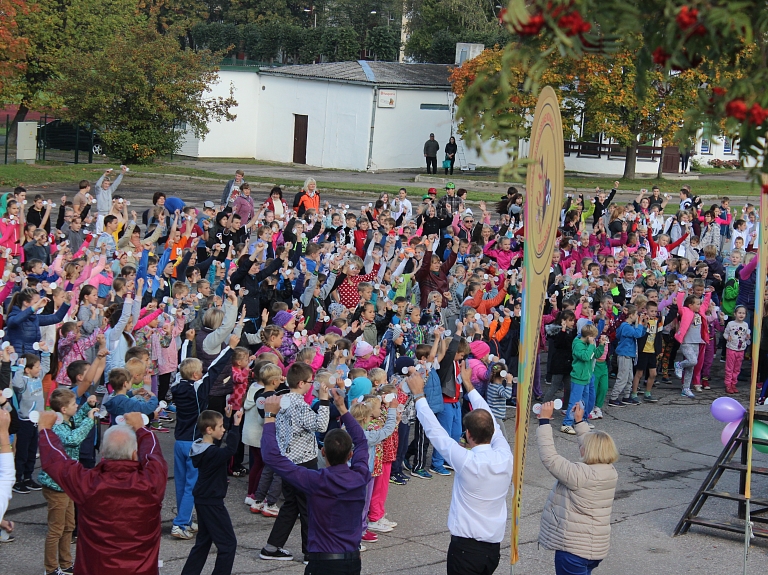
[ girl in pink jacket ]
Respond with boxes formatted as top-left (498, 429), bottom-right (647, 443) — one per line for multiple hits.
top-left (673, 288), bottom-right (712, 397)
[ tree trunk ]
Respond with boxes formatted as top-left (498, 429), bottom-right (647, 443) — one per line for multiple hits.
top-left (657, 144), bottom-right (665, 179)
top-left (7, 103), bottom-right (29, 148)
top-left (623, 138), bottom-right (638, 180)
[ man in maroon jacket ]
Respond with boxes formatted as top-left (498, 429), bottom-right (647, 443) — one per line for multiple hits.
top-left (38, 411), bottom-right (168, 575)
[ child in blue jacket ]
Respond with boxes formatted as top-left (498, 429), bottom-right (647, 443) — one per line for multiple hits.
top-left (608, 304), bottom-right (646, 407)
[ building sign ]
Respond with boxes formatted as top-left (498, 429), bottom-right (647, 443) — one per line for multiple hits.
top-left (378, 89), bottom-right (397, 108)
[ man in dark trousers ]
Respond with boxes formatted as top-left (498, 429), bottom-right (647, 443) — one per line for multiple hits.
top-left (262, 388), bottom-right (370, 575)
top-left (424, 133), bottom-right (440, 174)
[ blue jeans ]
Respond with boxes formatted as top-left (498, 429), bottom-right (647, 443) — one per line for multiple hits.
top-left (555, 550), bottom-right (601, 575)
top-left (431, 402), bottom-right (462, 469)
top-left (562, 380), bottom-right (595, 427)
top-left (174, 440), bottom-right (198, 527)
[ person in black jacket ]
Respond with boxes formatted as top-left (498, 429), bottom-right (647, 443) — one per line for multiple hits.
top-left (169, 333), bottom-right (238, 540)
top-left (229, 245), bottom-right (287, 321)
top-left (180, 407), bottom-right (242, 575)
top-left (542, 310), bottom-right (577, 411)
top-left (444, 136), bottom-right (458, 175)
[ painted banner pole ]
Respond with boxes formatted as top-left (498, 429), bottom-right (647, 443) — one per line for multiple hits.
top-left (510, 86), bottom-right (564, 571)
top-left (743, 174), bottom-right (768, 574)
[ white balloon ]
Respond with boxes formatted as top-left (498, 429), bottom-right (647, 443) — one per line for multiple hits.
top-left (49, 282), bottom-right (57, 290)
top-left (301, 330), bottom-right (308, 336)
top-left (329, 376), bottom-right (337, 385)
top-left (384, 393), bottom-right (396, 403)
top-left (32, 342), bottom-right (40, 351)
top-left (29, 411), bottom-right (40, 423)
top-left (344, 378), bottom-right (352, 388)
top-left (280, 395), bottom-right (292, 410)
top-left (500, 370), bottom-right (508, 377)
top-left (1, 388), bottom-right (12, 399)
top-left (532, 403), bottom-right (542, 415)
top-left (554, 398), bottom-right (563, 410)
top-left (158, 401), bottom-right (167, 409)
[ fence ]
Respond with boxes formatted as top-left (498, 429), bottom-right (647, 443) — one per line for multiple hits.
top-left (2, 114), bottom-right (107, 165)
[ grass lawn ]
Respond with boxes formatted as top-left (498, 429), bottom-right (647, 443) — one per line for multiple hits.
top-left (0, 162), bottom-right (761, 203)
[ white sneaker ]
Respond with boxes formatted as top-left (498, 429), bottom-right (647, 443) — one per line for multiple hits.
top-left (379, 516), bottom-right (398, 528)
top-left (681, 389), bottom-right (695, 398)
top-left (560, 425), bottom-right (576, 435)
top-left (367, 519), bottom-right (394, 533)
top-left (594, 407), bottom-right (603, 419)
top-left (359, 543), bottom-right (367, 552)
top-left (188, 522), bottom-right (198, 533)
top-left (244, 496), bottom-right (256, 506)
top-left (250, 500), bottom-right (265, 513)
top-left (587, 423), bottom-right (595, 429)
top-left (674, 362), bottom-right (684, 379)
top-left (171, 525), bottom-right (193, 540)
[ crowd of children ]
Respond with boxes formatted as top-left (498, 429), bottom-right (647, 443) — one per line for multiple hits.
top-left (0, 170), bottom-right (764, 575)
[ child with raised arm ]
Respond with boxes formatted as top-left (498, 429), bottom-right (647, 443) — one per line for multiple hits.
top-left (169, 332), bottom-right (239, 540)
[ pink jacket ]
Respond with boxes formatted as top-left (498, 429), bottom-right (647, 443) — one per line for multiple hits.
top-left (353, 346), bottom-right (387, 371)
top-left (134, 308), bottom-right (163, 332)
top-left (157, 316), bottom-right (185, 375)
top-left (482, 239), bottom-right (521, 271)
top-left (674, 290), bottom-right (712, 344)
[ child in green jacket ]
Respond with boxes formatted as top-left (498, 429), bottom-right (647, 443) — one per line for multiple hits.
top-left (561, 324), bottom-right (606, 435)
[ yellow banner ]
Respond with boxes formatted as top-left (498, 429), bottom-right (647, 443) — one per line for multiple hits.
top-left (511, 86), bottom-right (564, 565)
top-left (745, 176), bottom-right (768, 498)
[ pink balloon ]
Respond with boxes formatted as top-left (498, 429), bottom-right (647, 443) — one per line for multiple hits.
top-left (721, 421), bottom-right (740, 446)
top-left (711, 397), bottom-right (746, 423)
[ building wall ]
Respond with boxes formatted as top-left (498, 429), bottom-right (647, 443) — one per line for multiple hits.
top-left (370, 88), bottom-right (454, 170)
top-left (186, 70), bottom-right (261, 158)
top-left (255, 75), bottom-right (372, 170)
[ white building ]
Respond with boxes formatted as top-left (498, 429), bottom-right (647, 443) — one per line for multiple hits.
top-left (181, 61), bottom-right (740, 176)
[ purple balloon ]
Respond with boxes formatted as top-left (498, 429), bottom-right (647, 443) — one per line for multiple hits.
top-left (721, 421), bottom-right (740, 446)
top-left (711, 397), bottom-right (746, 423)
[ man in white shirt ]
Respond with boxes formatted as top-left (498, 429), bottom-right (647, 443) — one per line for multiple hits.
top-left (406, 364), bottom-right (513, 575)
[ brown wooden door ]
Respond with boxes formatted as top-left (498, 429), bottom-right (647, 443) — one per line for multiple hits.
top-left (293, 114), bottom-right (308, 164)
top-left (662, 146), bottom-right (680, 173)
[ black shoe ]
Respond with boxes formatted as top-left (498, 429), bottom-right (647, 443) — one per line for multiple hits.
top-left (26, 478), bottom-right (42, 491)
top-left (259, 547), bottom-right (293, 561)
top-left (61, 567), bottom-right (75, 574)
top-left (12, 482), bottom-right (30, 494)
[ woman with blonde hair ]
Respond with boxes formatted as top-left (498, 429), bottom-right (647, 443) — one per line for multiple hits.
top-left (295, 177), bottom-right (320, 217)
top-left (537, 401), bottom-right (619, 575)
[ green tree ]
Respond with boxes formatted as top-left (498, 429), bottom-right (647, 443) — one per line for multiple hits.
top-left (366, 26), bottom-right (399, 61)
top-left (191, 22), bottom-right (241, 55)
top-left (54, 25), bottom-right (237, 163)
top-left (404, 0), bottom-right (500, 61)
top-left (320, 26), bottom-right (360, 62)
top-left (4, 0), bottom-right (141, 144)
top-left (0, 0), bottom-right (29, 100)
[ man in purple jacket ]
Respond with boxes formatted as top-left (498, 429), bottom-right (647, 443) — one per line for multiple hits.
top-left (262, 388), bottom-right (370, 575)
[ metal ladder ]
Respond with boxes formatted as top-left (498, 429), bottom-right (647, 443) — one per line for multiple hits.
top-left (674, 410), bottom-right (768, 539)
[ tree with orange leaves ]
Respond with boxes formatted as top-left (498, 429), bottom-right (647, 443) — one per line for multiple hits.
top-left (0, 0), bottom-right (29, 100)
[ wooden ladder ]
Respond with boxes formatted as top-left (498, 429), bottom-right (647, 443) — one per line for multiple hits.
top-left (674, 408), bottom-right (768, 539)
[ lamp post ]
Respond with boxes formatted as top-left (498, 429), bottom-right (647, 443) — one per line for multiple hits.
top-left (304, 6), bottom-right (316, 27)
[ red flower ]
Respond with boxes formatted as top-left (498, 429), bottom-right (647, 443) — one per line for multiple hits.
top-left (557, 11), bottom-right (591, 36)
top-left (762, 184), bottom-right (768, 195)
top-left (691, 24), bottom-right (707, 36)
top-left (725, 99), bottom-right (748, 122)
top-left (652, 47), bottom-right (670, 66)
top-left (514, 13), bottom-right (545, 35)
top-left (498, 7), bottom-right (507, 24)
top-left (712, 87), bottom-right (726, 97)
top-left (676, 6), bottom-right (699, 30)
top-left (748, 103), bottom-right (768, 126)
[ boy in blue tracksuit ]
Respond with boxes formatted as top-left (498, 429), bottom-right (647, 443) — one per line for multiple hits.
top-left (169, 333), bottom-right (237, 539)
top-left (608, 305), bottom-right (646, 407)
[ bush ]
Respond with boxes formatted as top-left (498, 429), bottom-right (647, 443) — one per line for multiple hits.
top-left (707, 158), bottom-right (741, 169)
top-left (690, 157), bottom-right (702, 171)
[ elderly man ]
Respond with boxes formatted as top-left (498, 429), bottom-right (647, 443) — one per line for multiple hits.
top-left (38, 411), bottom-right (168, 575)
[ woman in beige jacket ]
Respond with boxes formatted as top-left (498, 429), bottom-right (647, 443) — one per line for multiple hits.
top-left (537, 401), bottom-right (619, 575)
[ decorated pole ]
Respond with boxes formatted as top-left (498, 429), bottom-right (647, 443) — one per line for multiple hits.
top-left (744, 176), bottom-right (768, 573)
top-left (511, 85), bottom-right (564, 569)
